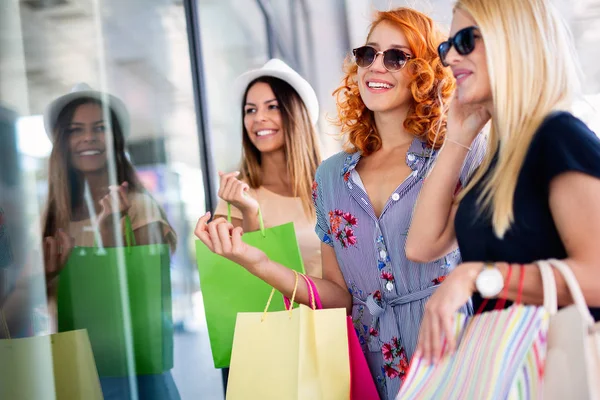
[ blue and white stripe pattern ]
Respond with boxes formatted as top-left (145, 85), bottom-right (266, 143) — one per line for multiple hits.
top-left (313, 136), bottom-right (485, 400)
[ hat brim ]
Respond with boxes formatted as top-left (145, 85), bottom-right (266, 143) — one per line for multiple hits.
top-left (43, 90), bottom-right (130, 141)
top-left (234, 68), bottom-right (319, 125)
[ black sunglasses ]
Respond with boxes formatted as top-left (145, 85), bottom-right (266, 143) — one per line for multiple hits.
top-left (352, 45), bottom-right (412, 72)
top-left (438, 26), bottom-right (479, 67)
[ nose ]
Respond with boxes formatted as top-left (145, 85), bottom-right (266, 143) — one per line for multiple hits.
top-left (445, 45), bottom-right (462, 66)
top-left (253, 107), bottom-right (268, 122)
top-left (81, 127), bottom-right (99, 142)
top-left (369, 52), bottom-right (387, 73)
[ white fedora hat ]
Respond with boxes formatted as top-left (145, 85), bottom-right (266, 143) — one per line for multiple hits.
top-left (43, 82), bottom-right (130, 141)
top-left (234, 59), bottom-right (319, 125)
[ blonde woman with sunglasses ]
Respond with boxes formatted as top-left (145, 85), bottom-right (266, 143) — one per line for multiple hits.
top-left (407, 0), bottom-right (600, 365)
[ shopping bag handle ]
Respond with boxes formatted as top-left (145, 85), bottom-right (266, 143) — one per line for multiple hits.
top-left (537, 260), bottom-right (557, 313)
top-left (261, 270), bottom-right (301, 322)
top-left (545, 259), bottom-right (595, 326)
top-left (91, 215), bottom-right (136, 250)
top-left (284, 274), bottom-right (322, 311)
top-left (227, 203), bottom-right (266, 238)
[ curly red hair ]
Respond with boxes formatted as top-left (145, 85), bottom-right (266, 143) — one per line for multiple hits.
top-left (333, 8), bottom-right (455, 155)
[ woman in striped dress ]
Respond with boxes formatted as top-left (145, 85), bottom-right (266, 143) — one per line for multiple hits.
top-left (195, 8), bottom-right (484, 399)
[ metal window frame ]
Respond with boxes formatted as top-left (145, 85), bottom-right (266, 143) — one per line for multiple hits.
top-left (182, 0), bottom-right (217, 214)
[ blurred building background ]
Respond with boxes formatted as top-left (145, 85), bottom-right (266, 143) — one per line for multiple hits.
top-left (1, 0), bottom-right (599, 398)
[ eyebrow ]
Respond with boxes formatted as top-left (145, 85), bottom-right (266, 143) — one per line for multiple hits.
top-left (366, 42), bottom-right (412, 52)
top-left (244, 98), bottom-right (278, 107)
top-left (69, 120), bottom-right (104, 126)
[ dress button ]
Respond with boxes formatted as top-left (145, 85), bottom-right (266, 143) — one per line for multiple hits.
top-left (407, 154), bottom-right (415, 162)
top-left (391, 193), bottom-right (400, 201)
top-left (347, 182), bottom-right (353, 189)
top-left (386, 281), bottom-right (394, 292)
top-left (379, 250), bottom-right (387, 259)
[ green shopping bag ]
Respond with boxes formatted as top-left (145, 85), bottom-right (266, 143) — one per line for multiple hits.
top-left (195, 205), bottom-right (306, 368)
top-left (57, 217), bottom-right (173, 377)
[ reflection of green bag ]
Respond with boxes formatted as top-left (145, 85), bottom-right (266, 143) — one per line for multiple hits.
top-left (57, 217), bottom-right (173, 377)
top-left (196, 206), bottom-right (305, 368)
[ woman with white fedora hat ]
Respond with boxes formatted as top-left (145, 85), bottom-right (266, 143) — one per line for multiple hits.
top-left (200, 58), bottom-right (323, 278)
top-left (42, 83), bottom-right (178, 399)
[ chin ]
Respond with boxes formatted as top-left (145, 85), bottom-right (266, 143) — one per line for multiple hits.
top-left (457, 84), bottom-right (492, 107)
top-left (72, 163), bottom-right (108, 175)
top-left (363, 99), bottom-right (394, 113)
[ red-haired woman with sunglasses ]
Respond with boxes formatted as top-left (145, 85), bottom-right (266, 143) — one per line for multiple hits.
top-left (195, 8), bottom-right (485, 399)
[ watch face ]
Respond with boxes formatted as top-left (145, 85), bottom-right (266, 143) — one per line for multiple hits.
top-left (477, 267), bottom-right (504, 298)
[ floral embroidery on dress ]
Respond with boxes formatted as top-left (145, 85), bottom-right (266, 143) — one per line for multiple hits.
top-left (382, 337), bottom-right (410, 379)
top-left (341, 153), bottom-right (360, 177)
top-left (312, 181), bottom-right (318, 203)
top-left (375, 234), bottom-right (396, 291)
top-left (328, 209), bottom-right (358, 248)
top-left (432, 275), bottom-right (447, 285)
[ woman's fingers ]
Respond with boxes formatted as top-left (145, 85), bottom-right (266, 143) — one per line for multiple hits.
top-left (207, 217), bottom-right (227, 254)
top-left (117, 183), bottom-right (130, 211)
top-left (194, 212), bottom-right (214, 251)
top-left (216, 221), bottom-right (234, 253)
top-left (441, 313), bottom-right (456, 358)
top-left (428, 312), bottom-right (442, 364)
top-left (219, 171), bottom-right (240, 200)
top-left (56, 229), bottom-right (75, 266)
top-left (44, 236), bottom-right (58, 276)
top-left (230, 226), bottom-right (244, 254)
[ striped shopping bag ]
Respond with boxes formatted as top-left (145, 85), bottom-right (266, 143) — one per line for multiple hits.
top-left (397, 266), bottom-right (550, 400)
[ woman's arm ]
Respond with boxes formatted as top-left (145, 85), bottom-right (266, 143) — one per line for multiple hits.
top-left (489, 170), bottom-right (600, 306)
top-left (195, 214), bottom-right (352, 313)
top-left (416, 170), bottom-right (600, 363)
top-left (406, 143), bottom-right (468, 262)
top-left (406, 100), bottom-right (490, 263)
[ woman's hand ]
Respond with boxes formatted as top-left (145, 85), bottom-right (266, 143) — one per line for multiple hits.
top-left (416, 262), bottom-right (482, 364)
top-left (97, 181), bottom-right (131, 230)
top-left (194, 212), bottom-right (268, 271)
top-left (43, 229), bottom-right (75, 283)
top-left (218, 171), bottom-right (259, 215)
top-left (446, 92), bottom-right (491, 147)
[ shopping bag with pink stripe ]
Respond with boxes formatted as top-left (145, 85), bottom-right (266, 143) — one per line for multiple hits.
top-left (397, 265), bottom-right (550, 400)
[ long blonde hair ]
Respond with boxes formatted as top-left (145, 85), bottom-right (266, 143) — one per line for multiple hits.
top-left (455, 0), bottom-right (582, 237)
top-left (240, 76), bottom-right (321, 218)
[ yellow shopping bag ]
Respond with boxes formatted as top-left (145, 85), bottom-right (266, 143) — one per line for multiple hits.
top-left (0, 312), bottom-right (103, 400)
top-left (226, 272), bottom-right (351, 400)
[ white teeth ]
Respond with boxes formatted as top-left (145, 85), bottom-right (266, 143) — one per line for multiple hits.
top-left (256, 130), bottom-right (276, 136)
top-left (367, 82), bottom-right (393, 89)
top-left (80, 150), bottom-right (101, 156)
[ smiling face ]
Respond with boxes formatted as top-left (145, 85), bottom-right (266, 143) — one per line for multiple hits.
top-left (243, 81), bottom-right (285, 154)
top-left (446, 9), bottom-right (492, 107)
top-left (67, 102), bottom-right (109, 174)
top-left (357, 20), bottom-right (414, 114)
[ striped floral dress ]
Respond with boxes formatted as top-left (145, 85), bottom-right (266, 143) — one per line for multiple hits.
top-left (312, 137), bottom-right (485, 400)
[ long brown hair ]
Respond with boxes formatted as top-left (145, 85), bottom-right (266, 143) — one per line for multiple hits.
top-left (333, 8), bottom-right (455, 155)
top-left (240, 77), bottom-right (321, 218)
top-left (42, 98), bottom-right (150, 238)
